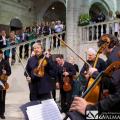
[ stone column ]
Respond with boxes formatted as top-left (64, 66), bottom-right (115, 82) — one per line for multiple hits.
top-left (66, 1), bottom-right (89, 53)
top-left (66, 0), bottom-right (89, 66)
top-left (66, 0), bottom-right (78, 59)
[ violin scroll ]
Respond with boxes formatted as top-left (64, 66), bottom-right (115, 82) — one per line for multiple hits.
top-left (97, 34), bottom-right (111, 54)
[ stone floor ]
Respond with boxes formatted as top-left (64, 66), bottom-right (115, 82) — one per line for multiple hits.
top-left (3, 62), bottom-right (67, 120)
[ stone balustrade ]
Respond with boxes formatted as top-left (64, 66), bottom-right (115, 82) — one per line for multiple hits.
top-left (1, 32), bottom-right (66, 65)
top-left (80, 19), bottom-right (120, 42)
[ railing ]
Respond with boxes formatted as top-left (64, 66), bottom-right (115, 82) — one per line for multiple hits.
top-left (80, 19), bottom-right (120, 42)
top-left (2, 31), bottom-right (66, 65)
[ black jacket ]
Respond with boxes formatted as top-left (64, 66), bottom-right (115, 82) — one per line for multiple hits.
top-left (58, 61), bottom-right (76, 86)
top-left (25, 54), bottom-right (55, 94)
top-left (0, 59), bottom-right (11, 76)
top-left (80, 58), bottom-right (106, 75)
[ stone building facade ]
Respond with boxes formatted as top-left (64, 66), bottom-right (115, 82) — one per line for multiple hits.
top-left (0, 0), bottom-right (119, 66)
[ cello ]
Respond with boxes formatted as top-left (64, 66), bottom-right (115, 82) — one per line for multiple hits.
top-left (84, 35), bottom-right (111, 103)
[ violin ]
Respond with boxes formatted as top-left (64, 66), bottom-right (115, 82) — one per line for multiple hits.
top-left (0, 74), bottom-right (8, 81)
top-left (33, 56), bottom-right (48, 77)
top-left (0, 74), bottom-right (9, 90)
top-left (63, 68), bottom-right (72, 92)
top-left (63, 76), bottom-right (72, 92)
top-left (0, 67), bottom-right (9, 90)
top-left (3, 83), bottom-right (9, 90)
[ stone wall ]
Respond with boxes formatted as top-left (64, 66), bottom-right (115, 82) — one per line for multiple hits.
top-left (0, 0), bottom-right (36, 27)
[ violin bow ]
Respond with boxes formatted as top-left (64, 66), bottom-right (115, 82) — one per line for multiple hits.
top-left (55, 34), bottom-right (91, 68)
top-left (15, 51), bottom-right (30, 77)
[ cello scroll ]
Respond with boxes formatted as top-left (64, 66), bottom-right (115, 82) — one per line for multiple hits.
top-left (104, 61), bottom-right (120, 76)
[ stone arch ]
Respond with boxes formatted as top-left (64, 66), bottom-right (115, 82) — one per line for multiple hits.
top-left (37, 0), bottom-right (66, 23)
top-left (43, 1), bottom-right (66, 22)
top-left (89, 1), bottom-right (110, 22)
top-left (10, 18), bottom-right (23, 31)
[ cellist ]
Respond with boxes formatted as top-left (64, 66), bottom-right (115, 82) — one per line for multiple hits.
top-left (69, 34), bottom-right (120, 119)
top-left (80, 48), bottom-right (106, 94)
top-left (0, 49), bottom-right (11, 119)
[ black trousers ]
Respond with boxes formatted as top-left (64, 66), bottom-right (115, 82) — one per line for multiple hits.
top-left (24, 44), bottom-right (29, 58)
top-left (52, 89), bottom-right (56, 101)
top-left (30, 91), bottom-right (51, 101)
top-left (0, 90), bottom-right (6, 115)
top-left (60, 88), bottom-right (73, 113)
top-left (19, 45), bottom-right (23, 59)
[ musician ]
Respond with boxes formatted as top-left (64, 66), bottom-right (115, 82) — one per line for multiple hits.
top-left (56, 55), bottom-right (76, 113)
top-left (25, 43), bottom-right (55, 101)
top-left (80, 48), bottom-right (106, 93)
top-left (69, 34), bottom-right (120, 119)
top-left (0, 50), bottom-right (11, 119)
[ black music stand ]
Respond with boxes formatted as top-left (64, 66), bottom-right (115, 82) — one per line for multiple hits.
top-left (20, 100), bottom-right (41, 120)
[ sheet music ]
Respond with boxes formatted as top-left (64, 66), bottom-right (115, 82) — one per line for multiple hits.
top-left (26, 99), bottom-right (62, 120)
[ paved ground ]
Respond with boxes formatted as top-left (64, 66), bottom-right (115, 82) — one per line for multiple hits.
top-left (5, 62), bottom-right (29, 120)
top-left (4, 61), bottom-right (66, 120)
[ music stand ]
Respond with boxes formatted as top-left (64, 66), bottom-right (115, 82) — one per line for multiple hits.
top-left (20, 100), bottom-right (41, 120)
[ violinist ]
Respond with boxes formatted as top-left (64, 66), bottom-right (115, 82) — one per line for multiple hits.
top-left (56, 54), bottom-right (76, 113)
top-left (69, 34), bottom-right (120, 119)
top-left (0, 49), bottom-right (11, 119)
top-left (24, 43), bottom-right (55, 101)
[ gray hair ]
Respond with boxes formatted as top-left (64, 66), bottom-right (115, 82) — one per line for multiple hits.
top-left (87, 48), bottom-right (97, 55)
top-left (32, 42), bottom-right (42, 49)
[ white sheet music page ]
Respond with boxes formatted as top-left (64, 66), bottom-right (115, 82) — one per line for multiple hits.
top-left (26, 99), bottom-right (62, 120)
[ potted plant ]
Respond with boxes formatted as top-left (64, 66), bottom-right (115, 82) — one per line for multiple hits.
top-left (78, 14), bottom-right (91, 26)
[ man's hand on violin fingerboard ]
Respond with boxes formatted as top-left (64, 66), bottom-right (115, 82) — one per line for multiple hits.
top-left (63, 72), bottom-right (69, 76)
